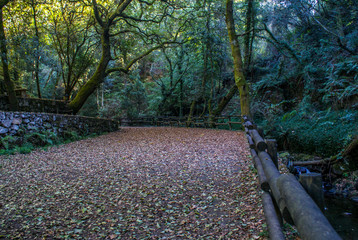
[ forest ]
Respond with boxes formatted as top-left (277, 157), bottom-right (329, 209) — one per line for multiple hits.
top-left (0, 0), bottom-right (357, 162)
top-left (0, 0), bottom-right (358, 238)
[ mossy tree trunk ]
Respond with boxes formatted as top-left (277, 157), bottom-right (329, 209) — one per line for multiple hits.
top-left (68, 27), bottom-right (111, 113)
top-left (68, 0), bottom-right (133, 113)
top-left (68, 0), bottom-right (173, 114)
top-left (209, 83), bottom-right (238, 119)
top-left (0, 4), bottom-right (18, 111)
top-left (225, 0), bottom-right (251, 117)
top-left (31, 0), bottom-right (41, 99)
top-left (244, 0), bottom-right (254, 72)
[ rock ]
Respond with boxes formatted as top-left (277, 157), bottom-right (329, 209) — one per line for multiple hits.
top-left (350, 196), bottom-right (358, 203)
top-left (35, 117), bottom-right (42, 124)
top-left (0, 112), bottom-right (5, 120)
top-left (12, 118), bottom-right (22, 125)
top-left (11, 125), bottom-right (19, 131)
top-left (1, 120), bottom-right (12, 128)
top-left (27, 124), bottom-right (37, 130)
top-left (0, 127), bottom-right (8, 134)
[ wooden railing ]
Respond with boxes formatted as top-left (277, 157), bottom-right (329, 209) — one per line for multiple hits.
top-left (120, 115), bottom-right (242, 130)
top-left (243, 116), bottom-right (341, 240)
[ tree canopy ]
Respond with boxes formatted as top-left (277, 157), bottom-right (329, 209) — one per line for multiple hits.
top-left (0, 0), bottom-right (356, 121)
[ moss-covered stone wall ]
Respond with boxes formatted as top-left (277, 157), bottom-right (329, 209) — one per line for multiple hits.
top-left (0, 96), bottom-right (71, 114)
top-left (0, 111), bottom-right (118, 138)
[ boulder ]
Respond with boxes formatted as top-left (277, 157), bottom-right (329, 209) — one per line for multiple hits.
top-left (12, 118), bottom-right (22, 125)
top-left (1, 120), bottom-right (12, 128)
top-left (0, 127), bottom-right (8, 134)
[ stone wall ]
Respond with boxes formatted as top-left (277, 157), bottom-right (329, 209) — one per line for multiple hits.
top-left (0, 111), bottom-right (119, 138)
top-left (0, 96), bottom-right (72, 114)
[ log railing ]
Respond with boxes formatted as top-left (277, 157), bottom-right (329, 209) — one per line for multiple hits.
top-left (120, 115), bottom-right (242, 130)
top-left (243, 116), bottom-right (341, 240)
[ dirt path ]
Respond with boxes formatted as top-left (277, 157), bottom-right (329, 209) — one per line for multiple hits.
top-left (0, 127), bottom-right (264, 239)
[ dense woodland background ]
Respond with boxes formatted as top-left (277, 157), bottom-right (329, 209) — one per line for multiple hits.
top-left (0, 0), bottom-right (357, 164)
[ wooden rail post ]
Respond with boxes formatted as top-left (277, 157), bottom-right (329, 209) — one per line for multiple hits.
top-left (266, 139), bottom-right (278, 169)
top-left (299, 173), bottom-right (325, 211)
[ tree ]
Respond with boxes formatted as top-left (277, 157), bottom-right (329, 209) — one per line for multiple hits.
top-left (0, 0), bottom-right (17, 110)
top-left (68, 0), bottom-right (182, 114)
top-left (243, 0), bottom-right (255, 73)
top-left (29, 0), bottom-right (42, 98)
top-left (225, 0), bottom-right (250, 116)
top-left (49, 0), bottom-right (94, 101)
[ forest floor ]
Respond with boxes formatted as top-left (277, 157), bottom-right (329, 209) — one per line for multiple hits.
top-left (0, 127), bottom-right (266, 239)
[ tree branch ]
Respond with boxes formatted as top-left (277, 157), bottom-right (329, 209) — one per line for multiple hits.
top-left (108, 0), bottom-right (133, 24)
top-left (92, 0), bottom-right (104, 27)
top-left (106, 42), bottom-right (180, 75)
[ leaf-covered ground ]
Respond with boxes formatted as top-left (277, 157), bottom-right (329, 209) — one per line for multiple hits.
top-left (0, 127), bottom-right (265, 239)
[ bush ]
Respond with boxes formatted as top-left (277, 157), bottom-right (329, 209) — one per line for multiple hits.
top-left (258, 109), bottom-right (358, 157)
top-left (63, 130), bottom-right (80, 142)
top-left (0, 136), bottom-right (18, 150)
top-left (24, 132), bottom-right (48, 147)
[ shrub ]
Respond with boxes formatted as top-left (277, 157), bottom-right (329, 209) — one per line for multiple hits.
top-left (257, 109), bottom-right (358, 157)
top-left (24, 132), bottom-right (48, 147)
top-left (0, 136), bottom-right (18, 150)
top-left (63, 130), bottom-right (80, 142)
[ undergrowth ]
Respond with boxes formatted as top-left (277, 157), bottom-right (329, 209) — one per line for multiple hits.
top-left (257, 109), bottom-right (358, 158)
top-left (0, 130), bottom-right (102, 155)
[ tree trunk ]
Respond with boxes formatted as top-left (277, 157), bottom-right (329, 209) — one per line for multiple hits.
top-left (31, 0), bottom-right (41, 99)
top-left (210, 83), bottom-right (238, 119)
top-left (178, 48), bottom-right (184, 118)
top-left (225, 0), bottom-right (251, 117)
top-left (68, 28), bottom-right (111, 113)
top-left (187, 100), bottom-right (196, 123)
top-left (244, 0), bottom-right (253, 71)
top-left (0, 9), bottom-right (17, 110)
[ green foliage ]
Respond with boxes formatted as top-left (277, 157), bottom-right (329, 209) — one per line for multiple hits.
top-left (321, 56), bottom-right (358, 108)
top-left (282, 110), bottom-right (297, 122)
top-left (119, 79), bottom-right (147, 119)
top-left (0, 129), bottom-right (101, 155)
top-left (25, 132), bottom-right (48, 146)
top-left (63, 130), bottom-right (80, 142)
top-left (258, 109), bottom-right (358, 157)
top-left (0, 135), bottom-right (18, 150)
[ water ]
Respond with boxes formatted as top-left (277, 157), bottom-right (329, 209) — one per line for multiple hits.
top-left (324, 196), bottom-right (358, 239)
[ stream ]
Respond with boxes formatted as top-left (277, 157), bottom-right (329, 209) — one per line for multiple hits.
top-left (282, 152), bottom-right (358, 239)
top-left (324, 196), bottom-right (358, 239)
